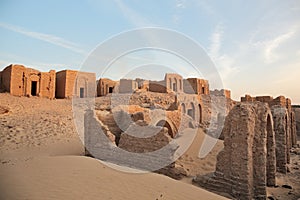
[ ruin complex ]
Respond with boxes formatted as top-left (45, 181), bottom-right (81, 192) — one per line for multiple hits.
top-left (1, 63), bottom-right (298, 199)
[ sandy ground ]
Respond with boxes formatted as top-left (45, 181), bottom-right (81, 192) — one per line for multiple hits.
top-left (1, 93), bottom-right (299, 200)
top-left (0, 93), bottom-right (227, 200)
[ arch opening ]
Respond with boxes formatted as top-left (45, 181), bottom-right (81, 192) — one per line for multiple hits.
top-left (198, 104), bottom-right (202, 123)
top-left (173, 78), bottom-right (177, 92)
top-left (187, 102), bottom-right (195, 120)
top-left (156, 120), bottom-right (174, 138)
top-left (181, 103), bottom-right (186, 114)
top-left (266, 114), bottom-right (275, 186)
top-left (285, 114), bottom-right (290, 164)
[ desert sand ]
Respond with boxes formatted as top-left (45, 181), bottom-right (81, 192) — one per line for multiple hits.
top-left (0, 93), bottom-right (227, 200)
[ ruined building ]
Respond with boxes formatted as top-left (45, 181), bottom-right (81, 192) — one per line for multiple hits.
top-left (149, 73), bottom-right (184, 93)
top-left (97, 78), bottom-right (117, 96)
top-left (0, 64), bottom-right (55, 99)
top-left (119, 79), bottom-right (138, 93)
top-left (95, 73), bottom-right (231, 131)
top-left (97, 73), bottom-right (211, 96)
top-left (194, 102), bottom-right (276, 200)
top-left (210, 89), bottom-right (231, 99)
top-left (183, 78), bottom-right (209, 95)
top-left (241, 95), bottom-right (297, 173)
top-left (56, 70), bottom-right (96, 98)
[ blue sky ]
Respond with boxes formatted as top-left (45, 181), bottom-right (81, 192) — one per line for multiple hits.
top-left (0, 0), bottom-right (299, 103)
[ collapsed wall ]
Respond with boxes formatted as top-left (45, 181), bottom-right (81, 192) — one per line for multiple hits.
top-left (194, 102), bottom-right (276, 200)
top-left (84, 109), bottom-right (179, 172)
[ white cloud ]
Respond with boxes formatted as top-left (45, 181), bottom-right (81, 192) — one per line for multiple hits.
top-left (113, 0), bottom-right (153, 27)
top-left (264, 30), bottom-right (295, 63)
top-left (208, 24), bottom-right (223, 59)
top-left (0, 22), bottom-right (87, 55)
top-left (208, 24), bottom-right (238, 83)
top-left (176, 0), bottom-right (186, 9)
top-left (172, 0), bottom-right (187, 25)
top-left (249, 27), bottom-right (297, 64)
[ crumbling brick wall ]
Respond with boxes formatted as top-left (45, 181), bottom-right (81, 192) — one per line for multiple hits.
top-left (97, 78), bottom-right (117, 96)
top-left (271, 105), bottom-right (290, 173)
top-left (241, 94), bottom-right (297, 167)
top-left (165, 73), bottom-right (183, 93)
top-left (210, 89), bottom-right (231, 99)
top-left (149, 80), bottom-right (167, 93)
top-left (194, 102), bottom-right (276, 200)
top-left (292, 106), bottom-right (300, 138)
top-left (119, 79), bottom-right (138, 93)
top-left (183, 78), bottom-right (209, 95)
top-left (84, 109), bottom-right (179, 171)
top-left (0, 65), bottom-right (12, 92)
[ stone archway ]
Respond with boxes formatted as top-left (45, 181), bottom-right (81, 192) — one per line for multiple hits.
top-left (198, 104), bottom-right (202, 123)
top-left (187, 102), bottom-right (195, 120)
top-left (156, 120), bottom-right (175, 138)
top-left (196, 103), bottom-right (276, 199)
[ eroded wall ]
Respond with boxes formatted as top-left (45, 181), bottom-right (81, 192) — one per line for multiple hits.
top-left (195, 102), bottom-right (276, 199)
top-left (165, 73), bottom-right (183, 93)
top-left (292, 106), bottom-right (300, 138)
top-left (241, 94), bottom-right (297, 168)
top-left (183, 78), bottom-right (209, 95)
top-left (119, 79), bottom-right (138, 93)
top-left (97, 78), bottom-right (117, 96)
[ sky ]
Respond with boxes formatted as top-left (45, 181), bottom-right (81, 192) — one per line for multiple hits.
top-left (0, 0), bottom-right (299, 103)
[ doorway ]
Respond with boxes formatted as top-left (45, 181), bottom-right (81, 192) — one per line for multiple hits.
top-left (198, 104), bottom-right (202, 123)
top-left (173, 83), bottom-right (177, 92)
top-left (80, 88), bottom-right (84, 98)
top-left (31, 81), bottom-right (37, 96)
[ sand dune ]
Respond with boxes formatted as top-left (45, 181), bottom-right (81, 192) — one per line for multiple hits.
top-left (0, 153), bottom-right (227, 200)
top-left (0, 93), bottom-right (228, 200)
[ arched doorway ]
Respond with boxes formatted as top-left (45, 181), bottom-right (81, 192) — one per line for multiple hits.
top-left (179, 79), bottom-right (182, 91)
top-left (285, 114), bottom-right (290, 164)
top-left (181, 103), bottom-right (186, 114)
top-left (173, 78), bottom-right (177, 92)
top-left (156, 120), bottom-right (174, 138)
top-left (187, 102), bottom-right (195, 120)
top-left (266, 114), bottom-right (276, 186)
top-left (198, 104), bottom-right (202, 123)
